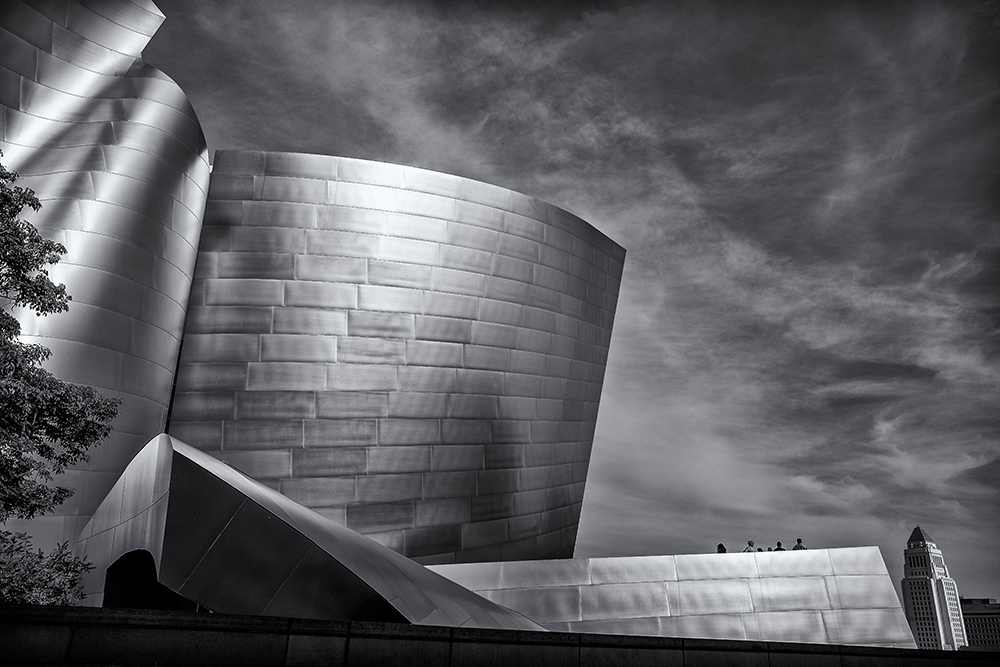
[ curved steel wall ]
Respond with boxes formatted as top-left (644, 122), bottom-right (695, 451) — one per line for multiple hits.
top-left (0, 1), bottom-right (210, 547)
top-left (169, 150), bottom-right (625, 563)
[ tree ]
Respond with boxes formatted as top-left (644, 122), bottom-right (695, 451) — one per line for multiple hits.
top-left (1, 150), bottom-right (120, 604)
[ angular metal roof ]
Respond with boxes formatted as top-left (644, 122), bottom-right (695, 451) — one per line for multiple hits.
top-left (76, 434), bottom-right (544, 630)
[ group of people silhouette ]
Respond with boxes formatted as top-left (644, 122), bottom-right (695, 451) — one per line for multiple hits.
top-left (715, 538), bottom-right (806, 553)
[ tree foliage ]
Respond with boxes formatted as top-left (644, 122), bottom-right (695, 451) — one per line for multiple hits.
top-left (0, 531), bottom-right (92, 605)
top-left (1, 149), bottom-right (119, 604)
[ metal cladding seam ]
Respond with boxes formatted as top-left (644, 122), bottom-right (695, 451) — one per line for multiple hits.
top-left (168, 149), bottom-right (626, 564)
top-left (0, 0), bottom-right (211, 548)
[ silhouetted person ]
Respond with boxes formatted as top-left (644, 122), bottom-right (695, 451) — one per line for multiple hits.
top-left (756, 547), bottom-right (763, 552)
top-left (767, 547), bottom-right (773, 551)
top-left (742, 540), bottom-right (755, 552)
top-left (774, 541), bottom-right (785, 551)
top-left (792, 538), bottom-right (806, 550)
top-left (717, 543), bottom-right (727, 553)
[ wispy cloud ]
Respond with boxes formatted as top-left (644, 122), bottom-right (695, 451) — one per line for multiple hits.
top-left (146, 0), bottom-right (1000, 596)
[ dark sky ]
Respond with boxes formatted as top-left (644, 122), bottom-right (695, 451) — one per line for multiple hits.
top-left (144, 0), bottom-right (1000, 597)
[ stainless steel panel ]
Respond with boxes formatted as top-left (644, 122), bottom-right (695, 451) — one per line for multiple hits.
top-left (337, 337), bottom-right (405, 364)
top-left (470, 494), bottom-right (513, 522)
top-left (215, 450), bottom-right (292, 480)
top-left (357, 474), bottom-right (422, 503)
top-left (377, 235), bottom-right (440, 265)
top-left (334, 180), bottom-right (398, 211)
top-left (231, 227), bottom-right (305, 253)
top-left (387, 211), bottom-right (449, 242)
top-left (581, 582), bottom-right (670, 621)
top-left (247, 361), bottom-right (327, 390)
top-left (337, 157), bottom-right (405, 187)
top-left (499, 396), bottom-right (536, 420)
top-left (441, 420), bottom-right (492, 445)
top-left (405, 339), bottom-right (464, 367)
top-left (304, 419), bottom-right (377, 447)
top-left (224, 420), bottom-right (304, 450)
top-left (315, 391), bottom-right (387, 418)
top-left (305, 228), bottom-right (376, 258)
top-left (423, 471), bottom-right (477, 499)
top-left (180, 333), bottom-right (259, 362)
top-left (440, 244), bottom-right (492, 273)
top-left (447, 221), bottom-right (499, 252)
top-left (504, 212), bottom-right (545, 242)
top-left (478, 469), bottom-right (519, 495)
top-left (492, 420), bottom-right (530, 444)
top-left (357, 284), bottom-right (423, 313)
top-left (378, 419), bottom-right (441, 446)
top-left (501, 586), bottom-right (581, 624)
top-left (260, 176), bottom-right (328, 204)
top-left (414, 314), bottom-right (472, 343)
top-left (447, 394), bottom-right (498, 419)
top-left (397, 366), bottom-right (456, 392)
top-left (487, 445), bottom-right (525, 471)
top-left (477, 300), bottom-right (523, 329)
top-left (464, 344), bottom-right (511, 371)
top-left (422, 290), bottom-right (477, 319)
top-left (247, 201), bottom-right (317, 228)
top-left (456, 369), bottom-right (504, 395)
top-left (471, 321), bottom-right (518, 348)
top-left (292, 447), bottom-right (366, 477)
top-left (431, 445), bottom-right (483, 471)
top-left (218, 252), bottom-right (294, 279)
top-left (265, 151), bottom-right (336, 180)
top-left (387, 392), bottom-right (448, 418)
top-left (205, 278), bottom-right (284, 305)
top-left (753, 576), bottom-right (832, 612)
top-left (430, 266), bottom-right (486, 296)
top-left (320, 205), bottom-right (387, 234)
top-left (278, 476), bottom-right (356, 506)
top-left (403, 165), bottom-right (462, 198)
top-left (505, 372), bottom-right (542, 397)
top-left (416, 498), bottom-right (471, 528)
top-left (368, 260), bottom-right (432, 289)
top-left (498, 233), bottom-right (540, 263)
top-left (326, 363), bottom-right (396, 390)
top-left (235, 390), bottom-right (316, 419)
top-left (675, 579), bottom-right (754, 615)
top-left (294, 254), bottom-right (366, 283)
top-left (368, 446), bottom-right (431, 474)
top-left (347, 503), bottom-right (414, 533)
top-left (261, 334), bottom-right (337, 362)
top-left (284, 280), bottom-right (358, 309)
top-left (273, 307), bottom-right (347, 335)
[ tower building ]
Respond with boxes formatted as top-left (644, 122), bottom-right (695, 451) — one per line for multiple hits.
top-left (901, 526), bottom-right (967, 650)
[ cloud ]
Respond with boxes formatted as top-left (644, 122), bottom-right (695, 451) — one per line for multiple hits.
top-left (145, 0), bottom-right (1000, 597)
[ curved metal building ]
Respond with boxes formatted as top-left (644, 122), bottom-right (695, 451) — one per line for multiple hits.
top-left (0, 0), bottom-right (210, 546)
top-left (169, 150), bottom-right (625, 563)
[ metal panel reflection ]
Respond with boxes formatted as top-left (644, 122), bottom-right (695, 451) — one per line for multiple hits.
top-left (170, 150), bottom-right (626, 563)
top-left (1, 0), bottom-right (210, 550)
top-left (429, 550), bottom-right (918, 649)
top-left (76, 434), bottom-right (544, 631)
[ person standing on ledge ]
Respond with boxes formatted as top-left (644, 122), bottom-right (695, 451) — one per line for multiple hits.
top-left (792, 538), bottom-right (807, 550)
top-left (743, 540), bottom-right (756, 552)
top-left (774, 541), bottom-right (786, 551)
top-left (716, 543), bottom-right (727, 553)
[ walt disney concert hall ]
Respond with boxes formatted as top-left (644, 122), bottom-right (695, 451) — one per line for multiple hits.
top-left (2, 0), bottom-right (922, 655)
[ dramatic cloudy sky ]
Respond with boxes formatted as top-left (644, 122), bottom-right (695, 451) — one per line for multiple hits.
top-left (145, 1), bottom-right (999, 597)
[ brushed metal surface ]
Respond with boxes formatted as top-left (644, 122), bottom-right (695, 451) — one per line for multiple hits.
top-left (2, 0), bottom-right (209, 550)
top-left (75, 435), bottom-right (544, 630)
top-left (166, 149), bottom-right (625, 562)
top-left (430, 549), bottom-right (917, 648)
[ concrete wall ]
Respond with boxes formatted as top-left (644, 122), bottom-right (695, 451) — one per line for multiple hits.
top-left (169, 150), bottom-right (625, 563)
top-left (430, 548), bottom-right (917, 648)
top-left (0, 0), bottom-right (210, 548)
top-left (6, 605), bottom-right (996, 666)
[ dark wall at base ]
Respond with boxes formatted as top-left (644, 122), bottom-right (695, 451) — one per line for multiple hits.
top-left (4, 605), bottom-right (997, 666)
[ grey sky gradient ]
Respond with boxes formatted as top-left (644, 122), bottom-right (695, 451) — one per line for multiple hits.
top-left (145, 0), bottom-right (1000, 597)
